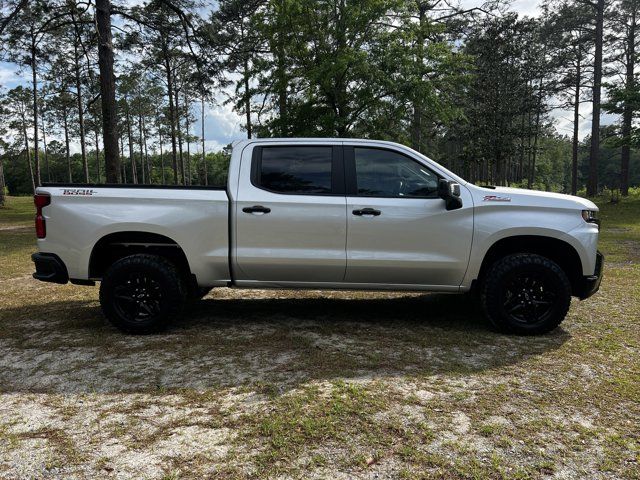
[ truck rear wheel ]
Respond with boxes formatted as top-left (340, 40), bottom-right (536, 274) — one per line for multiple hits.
top-left (480, 253), bottom-right (571, 335)
top-left (99, 254), bottom-right (185, 334)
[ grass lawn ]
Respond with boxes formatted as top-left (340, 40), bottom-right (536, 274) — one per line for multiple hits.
top-left (0, 196), bottom-right (36, 279)
top-left (0, 194), bottom-right (638, 479)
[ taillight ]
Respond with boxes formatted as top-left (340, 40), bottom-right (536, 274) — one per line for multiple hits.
top-left (34, 193), bottom-right (51, 239)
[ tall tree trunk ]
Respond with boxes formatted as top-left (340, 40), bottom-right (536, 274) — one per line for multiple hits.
top-left (94, 126), bottom-right (101, 182)
top-left (163, 46), bottom-right (179, 185)
top-left (0, 157), bottom-right (5, 206)
top-left (620, 8), bottom-right (636, 196)
top-left (175, 89), bottom-right (185, 185)
top-left (159, 135), bottom-right (165, 184)
top-left (73, 42), bottom-right (89, 182)
top-left (41, 108), bottom-right (50, 182)
top-left (332, 0), bottom-right (349, 137)
top-left (184, 92), bottom-right (191, 186)
top-left (138, 112), bottom-right (146, 184)
top-left (240, 22), bottom-right (252, 139)
top-left (571, 55), bottom-right (581, 196)
top-left (21, 103), bottom-right (36, 193)
top-left (201, 96), bottom-right (207, 185)
top-left (275, 3), bottom-right (288, 136)
top-left (120, 135), bottom-right (127, 183)
top-left (411, 4), bottom-right (426, 152)
top-left (528, 89), bottom-right (543, 189)
top-left (63, 105), bottom-right (72, 183)
top-left (157, 109), bottom-right (166, 184)
top-left (527, 82), bottom-right (533, 188)
top-left (142, 116), bottom-right (151, 183)
top-left (125, 98), bottom-right (137, 184)
top-left (518, 81), bottom-right (527, 184)
top-left (95, 0), bottom-right (120, 183)
top-left (529, 114), bottom-right (541, 189)
top-left (518, 113), bottom-right (526, 182)
top-left (30, 38), bottom-right (41, 187)
top-left (243, 59), bottom-right (252, 139)
top-left (587, 0), bottom-right (605, 196)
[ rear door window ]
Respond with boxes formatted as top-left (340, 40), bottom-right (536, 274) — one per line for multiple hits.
top-left (256, 146), bottom-right (334, 194)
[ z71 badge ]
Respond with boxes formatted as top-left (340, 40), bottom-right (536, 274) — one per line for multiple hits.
top-left (483, 195), bottom-right (511, 202)
top-left (62, 188), bottom-right (96, 196)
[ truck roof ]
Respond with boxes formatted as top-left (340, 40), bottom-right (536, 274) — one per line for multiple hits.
top-left (233, 137), bottom-right (408, 148)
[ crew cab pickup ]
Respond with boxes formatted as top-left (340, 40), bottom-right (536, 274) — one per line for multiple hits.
top-left (32, 138), bottom-right (603, 334)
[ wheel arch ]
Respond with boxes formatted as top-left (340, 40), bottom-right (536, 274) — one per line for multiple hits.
top-left (476, 235), bottom-right (584, 297)
top-left (89, 231), bottom-right (195, 287)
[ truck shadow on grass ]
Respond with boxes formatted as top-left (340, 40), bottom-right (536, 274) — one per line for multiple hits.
top-left (0, 291), bottom-right (570, 394)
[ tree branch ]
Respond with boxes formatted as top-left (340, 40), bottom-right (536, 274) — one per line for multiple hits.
top-left (0, 0), bottom-right (29, 36)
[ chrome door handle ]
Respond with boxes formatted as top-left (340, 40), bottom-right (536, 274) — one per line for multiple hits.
top-left (243, 205), bottom-right (271, 214)
top-left (352, 208), bottom-right (381, 216)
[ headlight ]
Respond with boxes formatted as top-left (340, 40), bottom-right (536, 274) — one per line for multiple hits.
top-left (582, 210), bottom-right (599, 227)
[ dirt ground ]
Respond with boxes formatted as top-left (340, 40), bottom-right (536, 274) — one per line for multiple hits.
top-left (0, 195), bottom-right (638, 479)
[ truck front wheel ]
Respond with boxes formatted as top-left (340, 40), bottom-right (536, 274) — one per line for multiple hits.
top-left (480, 253), bottom-right (572, 335)
top-left (99, 254), bottom-right (185, 334)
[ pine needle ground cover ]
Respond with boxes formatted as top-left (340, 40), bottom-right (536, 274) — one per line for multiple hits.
top-left (0, 195), bottom-right (638, 479)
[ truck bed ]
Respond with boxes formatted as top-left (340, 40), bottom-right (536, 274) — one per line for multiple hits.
top-left (36, 184), bottom-right (231, 285)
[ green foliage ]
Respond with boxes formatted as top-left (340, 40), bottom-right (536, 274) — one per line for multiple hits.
top-left (205, 150), bottom-right (232, 186)
top-left (0, 0), bottom-right (639, 194)
top-left (244, 0), bottom-right (466, 142)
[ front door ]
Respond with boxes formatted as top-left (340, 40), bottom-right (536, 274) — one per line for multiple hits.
top-left (344, 146), bottom-right (473, 287)
top-left (234, 144), bottom-right (347, 283)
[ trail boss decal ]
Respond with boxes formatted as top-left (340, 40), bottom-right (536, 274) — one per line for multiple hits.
top-left (62, 189), bottom-right (96, 196)
top-left (483, 195), bottom-right (511, 202)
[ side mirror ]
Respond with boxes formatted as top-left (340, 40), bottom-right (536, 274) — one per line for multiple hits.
top-left (438, 179), bottom-right (463, 211)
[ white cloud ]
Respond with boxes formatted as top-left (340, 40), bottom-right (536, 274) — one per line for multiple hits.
top-left (551, 101), bottom-right (618, 142)
top-left (0, 61), bottom-right (28, 88)
top-left (204, 101), bottom-right (244, 142)
top-left (551, 102), bottom-right (592, 141)
top-left (459, 0), bottom-right (542, 17)
top-left (203, 139), bottom-right (228, 152)
top-left (510, 0), bottom-right (543, 17)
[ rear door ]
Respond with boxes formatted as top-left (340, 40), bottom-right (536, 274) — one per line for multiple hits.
top-left (234, 143), bottom-right (347, 283)
top-left (344, 146), bottom-right (473, 287)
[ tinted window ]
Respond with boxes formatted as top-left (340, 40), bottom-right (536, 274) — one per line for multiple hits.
top-left (259, 146), bottom-right (333, 194)
top-left (354, 148), bottom-right (438, 197)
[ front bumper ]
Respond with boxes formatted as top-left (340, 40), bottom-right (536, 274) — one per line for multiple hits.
top-left (577, 250), bottom-right (604, 300)
top-left (32, 252), bottom-right (69, 284)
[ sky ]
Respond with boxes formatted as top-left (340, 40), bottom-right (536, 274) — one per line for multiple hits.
top-left (0, 0), bottom-right (614, 154)
top-left (462, 0), bottom-right (542, 17)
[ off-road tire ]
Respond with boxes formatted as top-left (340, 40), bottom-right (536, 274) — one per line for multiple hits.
top-left (481, 253), bottom-right (571, 335)
top-left (100, 254), bottom-right (186, 334)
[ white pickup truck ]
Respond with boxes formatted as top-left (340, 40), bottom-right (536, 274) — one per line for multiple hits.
top-left (32, 138), bottom-right (603, 335)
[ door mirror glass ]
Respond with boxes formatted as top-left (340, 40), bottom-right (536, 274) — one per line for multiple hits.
top-left (438, 179), bottom-right (463, 210)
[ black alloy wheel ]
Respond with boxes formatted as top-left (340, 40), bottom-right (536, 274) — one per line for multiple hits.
top-left (113, 272), bottom-right (163, 322)
top-left (501, 272), bottom-right (557, 325)
top-left (100, 254), bottom-right (185, 334)
top-left (481, 253), bottom-right (572, 335)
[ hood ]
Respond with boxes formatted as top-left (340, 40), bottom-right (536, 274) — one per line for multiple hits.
top-left (473, 186), bottom-right (598, 211)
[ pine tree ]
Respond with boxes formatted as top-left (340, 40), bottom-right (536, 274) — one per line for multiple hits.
top-left (604, 0), bottom-right (640, 195)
